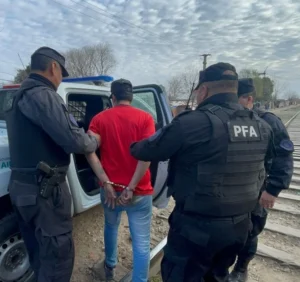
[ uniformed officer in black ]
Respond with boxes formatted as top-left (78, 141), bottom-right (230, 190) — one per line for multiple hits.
top-left (130, 63), bottom-right (275, 282)
top-left (5, 47), bottom-right (99, 282)
top-left (228, 78), bottom-right (294, 282)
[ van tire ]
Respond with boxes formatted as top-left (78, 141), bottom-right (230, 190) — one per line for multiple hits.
top-left (0, 213), bottom-right (35, 282)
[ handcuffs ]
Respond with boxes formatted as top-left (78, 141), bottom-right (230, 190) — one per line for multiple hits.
top-left (103, 180), bottom-right (134, 192)
top-left (103, 180), bottom-right (136, 205)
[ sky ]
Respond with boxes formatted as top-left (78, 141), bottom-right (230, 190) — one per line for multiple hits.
top-left (0, 0), bottom-right (299, 95)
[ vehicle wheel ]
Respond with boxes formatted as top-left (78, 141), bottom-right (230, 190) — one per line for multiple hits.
top-left (0, 213), bottom-right (35, 282)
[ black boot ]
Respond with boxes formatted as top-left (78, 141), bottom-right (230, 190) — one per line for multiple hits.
top-left (228, 260), bottom-right (250, 282)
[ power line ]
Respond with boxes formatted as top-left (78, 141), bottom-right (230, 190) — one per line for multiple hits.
top-left (0, 59), bottom-right (21, 67)
top-left (51, 0), bottom-right (111, 29)
top-left (0, 78), bottom-right (13, 82)
top-left (0, 71), bottom-right (14, 77)
top-left (79, 0), bottom-right (159, 37)
top-left (18, 53), bottom-right (26, 69)
top-left (51, 0), bottom-right (174, 46)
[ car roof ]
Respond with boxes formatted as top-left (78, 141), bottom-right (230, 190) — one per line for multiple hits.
top-left (0, 82), bottom-right (111, 100)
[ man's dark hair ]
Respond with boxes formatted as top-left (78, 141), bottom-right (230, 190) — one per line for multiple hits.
top-left (111, 79), bottom-right (133, 102)
top-left (31, 54), bottom-right (54, 72)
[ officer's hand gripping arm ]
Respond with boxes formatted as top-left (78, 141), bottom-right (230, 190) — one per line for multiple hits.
top-left (18, 89), bottom-right (99, 154)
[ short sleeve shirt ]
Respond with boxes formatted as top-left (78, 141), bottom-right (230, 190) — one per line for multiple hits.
top-left (89, 104), bottom-right (155, 195)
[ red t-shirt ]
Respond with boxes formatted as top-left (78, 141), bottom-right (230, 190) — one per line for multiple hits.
top-left (89, 104), bottom-right (155, 195)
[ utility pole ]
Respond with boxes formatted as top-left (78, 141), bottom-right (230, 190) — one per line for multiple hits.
top-left (258, 68), bottom-right (267, 100)
top-left (200, 54), bottom-right (211, 70)
top-left (258, 64), bottom-right (272, 108)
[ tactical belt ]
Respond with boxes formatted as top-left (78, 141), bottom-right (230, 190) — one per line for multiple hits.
top-left (174, 205), bottom-right (250, 225)
top-left (11, 166), bottom-right (68, 174)
top-left (11, 167), bottom-right (40, 175)
top-left (11, 165), bottom-right (67, 199)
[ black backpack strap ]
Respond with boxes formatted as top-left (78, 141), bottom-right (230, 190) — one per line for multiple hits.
top-left (198, 104), bottom-right (235, 124)
top-left (197, 104), bottom-right (222, 114)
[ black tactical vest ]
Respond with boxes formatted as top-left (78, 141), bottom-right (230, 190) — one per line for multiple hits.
top-left (175, 104), bottom-right (270, 217)
top-left (5, 82), bottom-right (70, 170)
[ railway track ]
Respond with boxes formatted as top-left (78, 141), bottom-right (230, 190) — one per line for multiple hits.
top-left (119, 110), bottom-right (300, 282)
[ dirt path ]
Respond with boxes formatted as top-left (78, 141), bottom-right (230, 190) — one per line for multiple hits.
top-left (70, 203), bottom-right (172, 282)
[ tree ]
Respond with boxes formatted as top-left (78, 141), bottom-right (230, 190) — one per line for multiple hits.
top-left (239, 68), bottom-right (274, 102)
top-left (14, 64), bottom-right (31, 83)
top-left (64, 43), bottom-right (117, 78)
top-left (167, 64), bottom-right (199, 99)
top-left (168, 75), bottom-right (183, 99)
top-left (284, 90), bottom-right (299, 100)
top-left (261, 76), bottom-right (274, 101)
top-left (273, 79), bottom-right (288, 100)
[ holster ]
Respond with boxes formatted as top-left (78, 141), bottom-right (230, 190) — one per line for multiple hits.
top-left (38, 174), bottom-right (66, 198)
top-left (36, 162), bottom-right (67, 199)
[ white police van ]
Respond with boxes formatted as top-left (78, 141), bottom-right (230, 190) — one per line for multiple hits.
top-left (0, 76), bottom-right (172, 282)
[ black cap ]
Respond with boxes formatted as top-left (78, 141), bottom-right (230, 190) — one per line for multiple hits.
top-left (31, 46), bottom-right (69, 77)
top-left (238, 78), bottom-right (255, 98)
top-left (111, 78), bottom-right (132, 97)
top-left (195, 62), bottom-right (238, 89)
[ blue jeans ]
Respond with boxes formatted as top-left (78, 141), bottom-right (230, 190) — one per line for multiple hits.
top-left (100, 189), bottom-right (152, 282)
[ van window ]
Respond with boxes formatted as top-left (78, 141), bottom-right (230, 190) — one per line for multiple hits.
top-left (67, 93), bottom-right (111, 196)
top-left (132, 91), bottom-right (158, 123)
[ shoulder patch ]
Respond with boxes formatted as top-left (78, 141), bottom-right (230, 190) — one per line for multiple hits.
top-left (69, 113), bottom-right (79, 126)
top-left (61, 103), bottom-right (79, 130)
top-left (279, 139), bottom-right (294, 152)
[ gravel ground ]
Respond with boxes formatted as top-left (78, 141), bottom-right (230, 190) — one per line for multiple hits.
top-left (70, 105), bottom-right (300, 282)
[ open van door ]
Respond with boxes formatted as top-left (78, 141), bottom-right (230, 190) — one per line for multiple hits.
top-left (132, 84), bottom-right (173, 209)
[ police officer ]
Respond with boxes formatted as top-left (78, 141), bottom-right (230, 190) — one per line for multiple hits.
top-left (130, 62), bottom-right (275, 282)
top-left (228, 78), bottom-right (294, 282)
top-left (5, 47), bottom-right (99, 282)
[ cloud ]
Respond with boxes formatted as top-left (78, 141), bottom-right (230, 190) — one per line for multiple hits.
top-left (0, 0), bottom-right (299, 93)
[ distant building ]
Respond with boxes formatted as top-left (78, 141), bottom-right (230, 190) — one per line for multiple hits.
top-left (274, 99), bottom-right (289, 108)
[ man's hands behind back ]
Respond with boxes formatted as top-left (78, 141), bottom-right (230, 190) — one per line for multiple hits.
top-left (117, 187), bottom-right (134, 206)
top-left (103, 182), bottom-right (117, 209)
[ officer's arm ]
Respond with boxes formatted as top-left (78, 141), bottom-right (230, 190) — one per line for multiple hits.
top-left (130, 118), bottom-right (183, 162)
top-left (18, 88), bottom-right (99, 154)
top-left (264, 114), bottom-right (294, 197)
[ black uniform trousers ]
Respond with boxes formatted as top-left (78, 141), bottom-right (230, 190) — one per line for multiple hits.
top-left (9, 173), bottom-right (74, 282)
top-left (161, 209), bottom-right (250, 282)
top-left (236, 202), bottom-right (268, 263)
